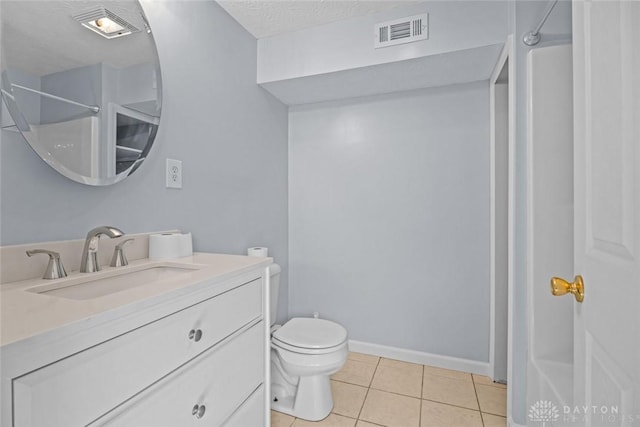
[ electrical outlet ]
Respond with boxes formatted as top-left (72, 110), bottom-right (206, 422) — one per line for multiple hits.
top-left (166, 159), bottom-right (182, 189)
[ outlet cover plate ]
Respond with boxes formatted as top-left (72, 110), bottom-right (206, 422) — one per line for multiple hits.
top-left (166, 158), bottom-right (182, 189)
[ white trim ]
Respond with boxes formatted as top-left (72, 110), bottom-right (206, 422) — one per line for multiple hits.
top-left (348, 340), bottom-right (491, 377)
top-left (263, 267), bottom-right (271, 426)
top-left (506, 33), bottom-right (517, 426)
top-left (489, 55), bottom-right (497, 381)
top-left (487, 34), bottom-right (518, 425)
top-left (508, 418), bottom-right (526, 427)
top-left (488, 37), bottom-right (515, 420)
top-left (489, 35), bottom-right (511, 384)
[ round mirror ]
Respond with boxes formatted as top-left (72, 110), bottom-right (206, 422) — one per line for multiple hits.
top-left (1, 0), bottom-right (162, 186)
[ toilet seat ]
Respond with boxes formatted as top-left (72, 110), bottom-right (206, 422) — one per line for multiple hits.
top-left (272, 337), bottom-right (348, 355)
top-left (272, 318), bottom-right (347, 355)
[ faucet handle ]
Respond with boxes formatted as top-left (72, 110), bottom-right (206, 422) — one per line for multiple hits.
top-left (110, 238), bottom-right (134, 267)
top-left (26, 249), bottom-right (67, 280)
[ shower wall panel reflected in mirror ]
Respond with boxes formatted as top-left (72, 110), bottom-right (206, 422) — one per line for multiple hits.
top-left (0, 0), bottom-right (162, 186)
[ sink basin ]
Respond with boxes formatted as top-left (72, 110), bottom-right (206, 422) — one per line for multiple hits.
top-left (27, 264), bottom-right (204, 300)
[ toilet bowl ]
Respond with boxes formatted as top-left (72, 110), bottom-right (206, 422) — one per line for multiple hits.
top-left (268, 265), bottom-right (348, 421)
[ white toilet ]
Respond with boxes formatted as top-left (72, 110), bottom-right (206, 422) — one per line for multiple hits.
top-left (269, 264), bottom-right (349, 421)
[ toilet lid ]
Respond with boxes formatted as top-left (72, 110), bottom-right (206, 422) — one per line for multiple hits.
top-left (272, 318), bottom-right (347, 349)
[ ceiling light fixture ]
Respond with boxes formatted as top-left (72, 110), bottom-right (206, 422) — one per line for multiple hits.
top-left (72, 7), bottom-right (139, 39)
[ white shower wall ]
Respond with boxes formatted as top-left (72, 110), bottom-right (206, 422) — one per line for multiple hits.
top-left (289, 82), bottom-right (491, 363)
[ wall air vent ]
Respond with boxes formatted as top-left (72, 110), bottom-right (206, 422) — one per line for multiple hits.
top-left (374, 13), bottom-right (428, 49)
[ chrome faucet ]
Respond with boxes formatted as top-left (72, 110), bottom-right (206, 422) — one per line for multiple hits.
top-left (80, 226), bottom-right (125, 273)
top-left (26, 249), bottom-right (67, 279)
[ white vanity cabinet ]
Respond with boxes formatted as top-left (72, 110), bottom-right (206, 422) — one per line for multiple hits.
top-left (1, 254), bottom-right (270, 427)
top-left (94, 322), bottom-right (264, 427)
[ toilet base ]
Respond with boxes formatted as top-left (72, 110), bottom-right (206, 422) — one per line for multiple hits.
top-left (271, 375), bottom-right (333, 421)
top-left (271, 395), bottom-right (295, 417)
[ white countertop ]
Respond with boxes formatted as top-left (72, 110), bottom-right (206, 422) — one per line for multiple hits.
top-left (1, 253), bottom-right (271, 348)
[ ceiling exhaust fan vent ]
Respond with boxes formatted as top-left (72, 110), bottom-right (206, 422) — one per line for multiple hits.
top-left (374, 13), bottom-right (428, 49)
top-left (72, 7), bottom-right (140, 39)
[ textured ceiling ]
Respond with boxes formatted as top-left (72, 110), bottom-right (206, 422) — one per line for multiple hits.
top-left (2, 0), bottom-right (417, 78)
top-left (216, 0), bottom-right (419, 39)
top-left (1, 0), bottom-right (156, 77)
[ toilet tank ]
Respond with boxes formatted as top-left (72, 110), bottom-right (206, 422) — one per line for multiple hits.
top-left (268, 263), bottom-right (281, 326)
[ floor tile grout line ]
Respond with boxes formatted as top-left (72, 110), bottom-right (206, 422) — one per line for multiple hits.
top-left (356, 390), bottom-right (371, 423)
top-left (330, 408), bottom-right (360, 421)
top-left (332, 378), bottom-right (371, 388)
top-left (423, 372), bottom-right (475, 384)
top-left (421, 397), bottom-right (481, 413)
top-left (331, 355), bottom-right (379, 423)
top-left (365, 386), bottom-right (424, 402)
top-left (368, 357), bottom-right (382, 388)
top-left (355, 356), bottom-right (381, 423)
top-left (368, 385), bottom-right (422, 400)
top-left (481, 410), bottom-right (509, 418)
top-left (471, 373), bottom-right (485, 427)
top-left (474, 378), bottom-right (508, 419)
top-left (480, 411), bottom-right (507, 418)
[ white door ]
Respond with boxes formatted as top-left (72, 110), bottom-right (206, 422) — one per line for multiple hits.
top-left (571, 0), bottom-right (640, 424)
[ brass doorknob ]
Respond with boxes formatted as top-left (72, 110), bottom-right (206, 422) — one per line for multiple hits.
top-left (550, 275), bottom-right (584, 303)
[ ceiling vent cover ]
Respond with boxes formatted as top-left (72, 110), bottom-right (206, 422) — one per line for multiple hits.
top-left (72, 7), bottom-right (140, 39)
top-left (374, 13), bottom-right (428, 49)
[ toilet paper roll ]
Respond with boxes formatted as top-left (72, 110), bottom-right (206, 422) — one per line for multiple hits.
top-left (149, 232), bottom-right (193, 259)
top-left (177, 232), bottom-right (193, 257)
top-left (247, 247), bottom-right (268, 257)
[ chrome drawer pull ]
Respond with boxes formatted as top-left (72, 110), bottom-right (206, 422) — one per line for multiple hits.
top-left (188, 329), bottom-right (203, 342)
top-left (192, 404), bottom-right (206, 419)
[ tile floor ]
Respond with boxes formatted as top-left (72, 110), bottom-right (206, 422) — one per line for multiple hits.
top-left (271, 352), bottom-right (507, 427)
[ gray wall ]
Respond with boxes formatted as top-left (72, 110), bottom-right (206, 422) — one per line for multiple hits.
top-left (289, 82), bottom-right (490, 362)
top-left (0, 1), bottom-right (290, 322)
top-left (40, 64), bottom-right (102, 124)
top-left (4, 68), bottom-right (41, 125)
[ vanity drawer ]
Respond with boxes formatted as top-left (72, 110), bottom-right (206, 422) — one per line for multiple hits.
top-left (94, 322), bottom-right (264, 427)
top-left (221, 384), bottom-right (265, 427)
top-left (13, 278), bottom-right (263, 427)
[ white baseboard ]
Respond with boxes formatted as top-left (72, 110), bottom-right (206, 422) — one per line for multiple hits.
top-left (348, 340), bottom-right (491, 377)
